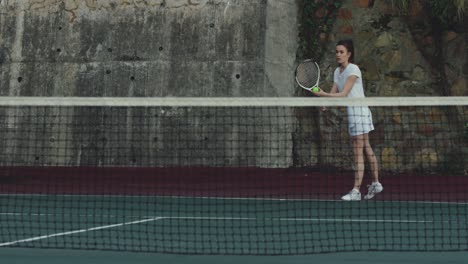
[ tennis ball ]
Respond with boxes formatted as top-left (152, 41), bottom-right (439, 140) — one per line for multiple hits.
top-left (312, 87), bottom-right (320, 93)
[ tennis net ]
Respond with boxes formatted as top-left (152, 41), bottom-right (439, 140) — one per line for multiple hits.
top-left (0, 96), bottom-right (467, 254)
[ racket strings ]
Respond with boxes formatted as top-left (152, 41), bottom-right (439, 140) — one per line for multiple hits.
top-left (296, 63), bottom-right (319, 88)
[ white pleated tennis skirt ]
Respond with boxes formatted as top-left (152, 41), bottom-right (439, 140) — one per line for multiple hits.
top-left (347, 106), bottom-right (374, 136)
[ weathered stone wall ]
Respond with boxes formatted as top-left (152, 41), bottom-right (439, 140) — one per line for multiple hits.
top-left (296, 0), bottom-right (467, 174)
top-left (317, 0), bottom-right (466, 96)
top-left (0, 0), bottom-right (299, 168)
top-left (0, 0), bottom-right (297, 97)
top-left (0, 0), bottom-right (465, 173)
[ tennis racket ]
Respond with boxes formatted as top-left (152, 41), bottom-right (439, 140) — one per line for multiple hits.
top-left (295, 59), bottom-right (321, 92)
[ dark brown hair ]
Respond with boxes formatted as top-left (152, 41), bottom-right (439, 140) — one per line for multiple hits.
top-left (336, 39), bottom-right (354, 63)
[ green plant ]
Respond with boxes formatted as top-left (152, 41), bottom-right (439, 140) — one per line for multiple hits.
top-left (465, 122), bottom-right (468, 141)
top-left (298, 0), bottom-right (343, 61)
top-left (389, 0), bottom-right (466, 29)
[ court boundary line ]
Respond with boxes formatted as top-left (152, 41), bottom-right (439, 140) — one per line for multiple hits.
top-left (2, 213), bottom-right (465, 247)
top-left (0, 216), bottom-right (165, 247)
top-left (0, 213), bottom-right (455, 224)
top-left (1, 193), bottom-right (468, 205)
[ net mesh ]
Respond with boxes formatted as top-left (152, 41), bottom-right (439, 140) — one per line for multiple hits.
top-left (0, 96), bottom-right (467, 254)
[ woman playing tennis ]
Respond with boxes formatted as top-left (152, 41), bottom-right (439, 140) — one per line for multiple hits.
top-left (313, 39), bottom-right (383, 201)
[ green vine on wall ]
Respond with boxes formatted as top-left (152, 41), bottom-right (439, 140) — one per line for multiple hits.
top-left (390, 0), bottom-right (466, 31)
top-left (298, 0), bottom-right (343, 62)
top-left (465, 123), bottom-right (468, 142)
top-left (294, 0), bottom-right (343, 168)
top-left (389, 0), bottom-right (466, 96)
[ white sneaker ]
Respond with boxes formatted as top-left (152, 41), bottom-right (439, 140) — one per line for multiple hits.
top-left (364, 182), bottom-right (383, 200)
top-left (341, 189), bottom-right (361, 201)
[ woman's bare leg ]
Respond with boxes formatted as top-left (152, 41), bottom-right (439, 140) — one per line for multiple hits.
top-left (352, 134), bottom-right (365, 189)
top-left (363, 133), bottom-right (379, 182)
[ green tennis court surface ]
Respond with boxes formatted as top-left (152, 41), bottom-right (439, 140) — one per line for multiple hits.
top-left (2, 195), bottom-right (467, 254)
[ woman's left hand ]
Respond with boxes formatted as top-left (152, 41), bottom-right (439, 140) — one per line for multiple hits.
top-left (311, 88), bottom-right (326, 97)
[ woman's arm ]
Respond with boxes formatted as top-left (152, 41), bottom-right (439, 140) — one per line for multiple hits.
top-left (314, 75), bottom-right (357, 97)
top-left (329, 83), bottom-right (338, 94)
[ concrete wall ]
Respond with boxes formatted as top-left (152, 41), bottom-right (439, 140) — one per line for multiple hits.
top-left (0, 0), bottom-right (300, 167)
top-left (0, 0), bottom-right (464, 173)
top-left (0, 0), bottom-right (298, 97)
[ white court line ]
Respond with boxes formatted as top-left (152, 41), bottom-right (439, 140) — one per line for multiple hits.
top-left (2, 193), bottom-right (468, 205)
top-left (0, 213), bottom-right (52, 217)
top-left (0, 212), bottom-right (139, 218)
top-left (1, 214), bottom-right (465, 247)
top-left (168, 216), bottom-right (257, 221)
top-left (2, 212), bottom-right (462, 224)
top-left (168, 216), bottom-right (447, 224)
top-left (280, 218), bottom-right (435, 223)
top-left (0, 213), bottom-right (259, 221)
top-left (0, 216), bottom-right (165, 247)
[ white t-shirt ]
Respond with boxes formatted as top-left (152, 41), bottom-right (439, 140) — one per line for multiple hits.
top-left (333, 63), bottom-right (374, 136)
top-left (333, 63), bottom-right (365, 98)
